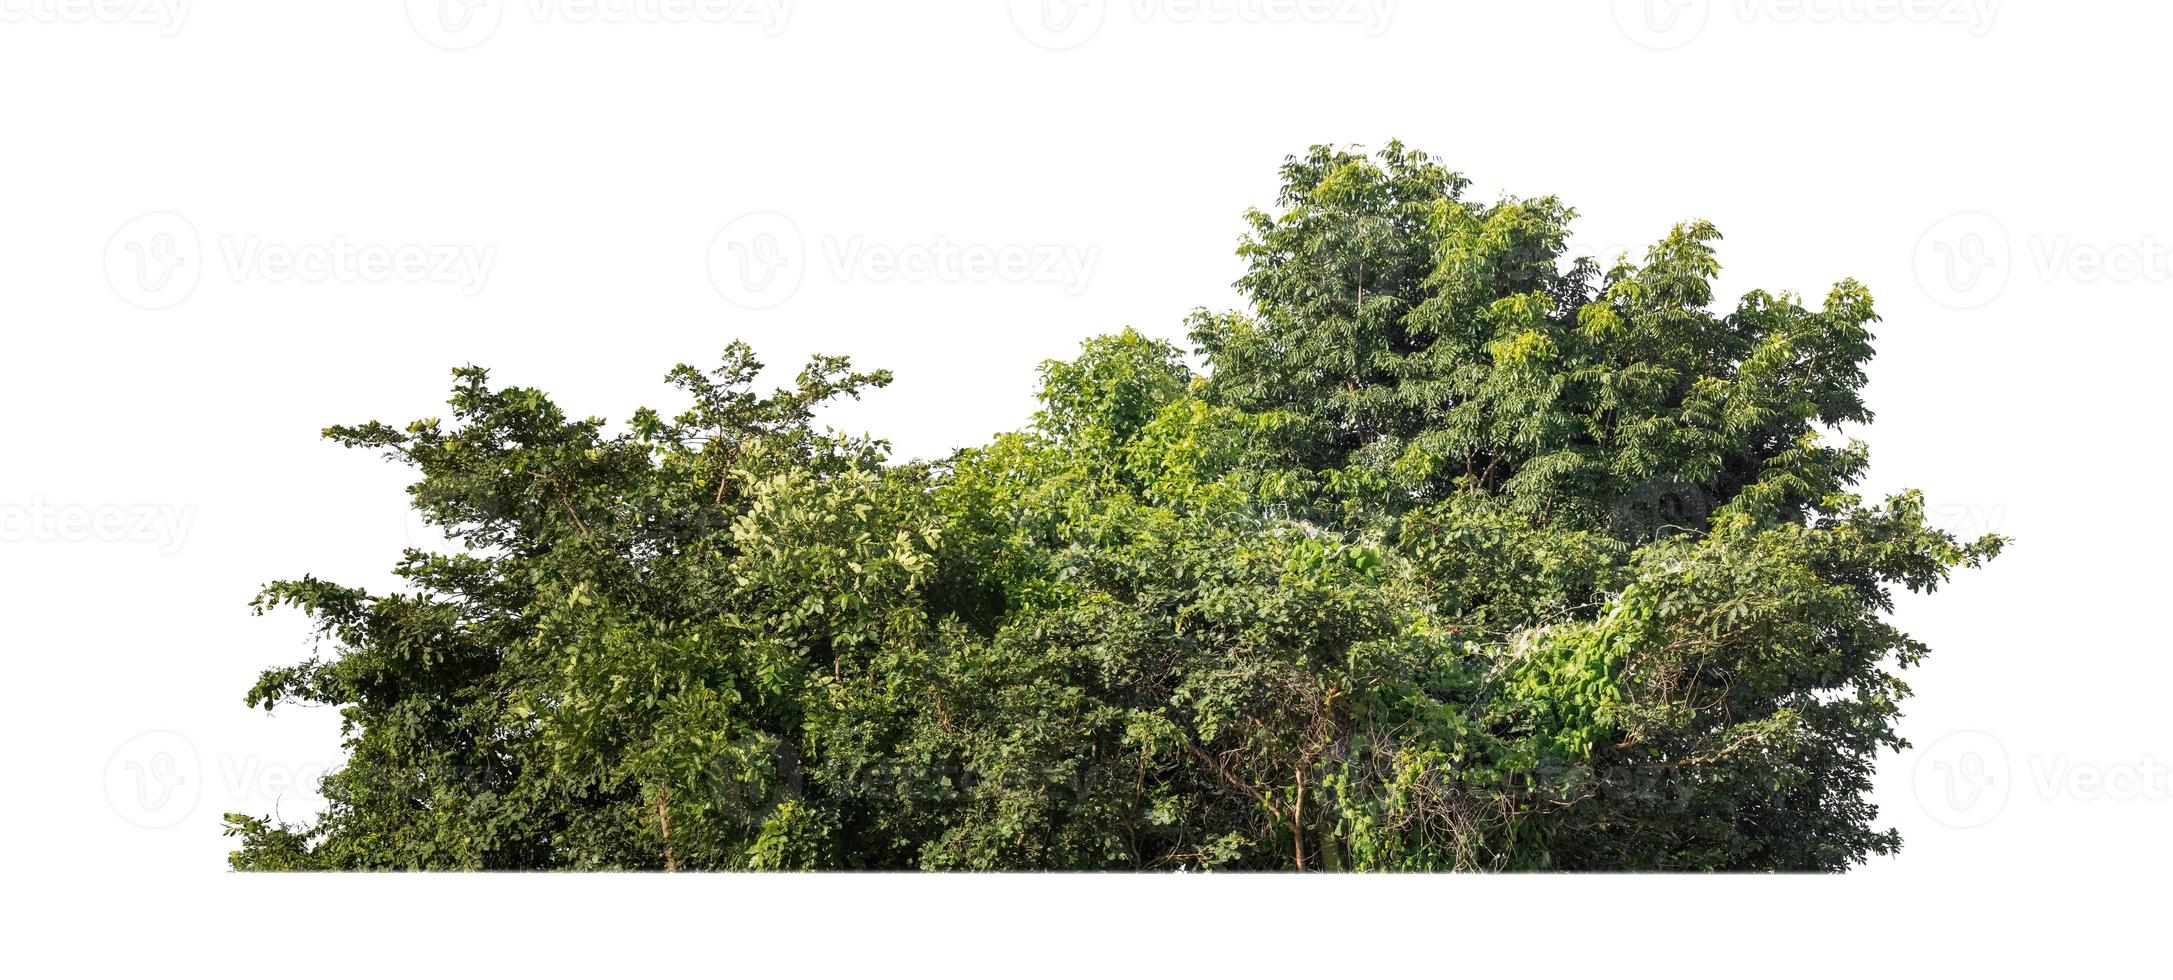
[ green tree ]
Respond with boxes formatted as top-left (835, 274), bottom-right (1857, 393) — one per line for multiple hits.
top-left (230, 144), bottom-right (1999, 871)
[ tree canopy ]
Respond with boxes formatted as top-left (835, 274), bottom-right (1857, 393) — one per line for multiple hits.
top-left (229, 142), bottom-right (2001, 871)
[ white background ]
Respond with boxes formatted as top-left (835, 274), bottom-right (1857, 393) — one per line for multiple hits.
top-left (2, 0), bottom-right (2160, 973)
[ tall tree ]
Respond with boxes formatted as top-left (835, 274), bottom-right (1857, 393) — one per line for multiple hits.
top-left (230, 144), bottom-right (2000, 871)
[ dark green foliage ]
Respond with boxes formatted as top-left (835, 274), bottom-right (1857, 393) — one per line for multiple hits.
top-left (229, 144), bottom-right (2000, 871)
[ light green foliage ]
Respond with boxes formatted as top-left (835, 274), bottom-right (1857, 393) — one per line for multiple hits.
top-left (229, 144), bottom-right (1999, 872)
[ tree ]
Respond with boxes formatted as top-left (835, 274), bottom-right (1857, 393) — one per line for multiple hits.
top-left (229, 143), bottom-right (2001, 871)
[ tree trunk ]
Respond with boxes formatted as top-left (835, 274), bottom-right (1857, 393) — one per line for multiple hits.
top-left (655, 784), bottom-right (676, 872)
top-left (1291, 769), bottom-right (1308, 871)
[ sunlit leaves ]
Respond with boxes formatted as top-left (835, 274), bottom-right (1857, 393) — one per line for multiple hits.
top-left (229, 143), bottom-right (1998, 872)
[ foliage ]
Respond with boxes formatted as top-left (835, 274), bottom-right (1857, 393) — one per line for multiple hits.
top-left (228, 144), bottom-right (2000, 871)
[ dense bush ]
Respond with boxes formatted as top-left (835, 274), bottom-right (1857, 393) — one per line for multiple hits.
top-left (229, 143), bottom-right (2000, 871)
